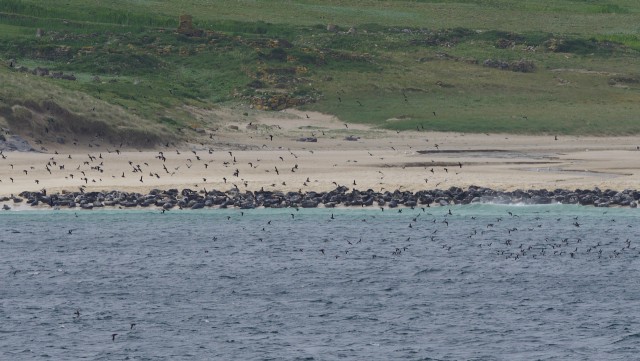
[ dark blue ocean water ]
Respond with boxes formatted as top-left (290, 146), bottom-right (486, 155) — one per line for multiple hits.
top-left (1, 204), bottom-right (639, 360)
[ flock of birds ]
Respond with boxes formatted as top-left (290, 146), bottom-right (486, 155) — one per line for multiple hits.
top-left (50, 204), bottom-right (636, 342)
top-left (223, 206), bottom-right (637, 262)
top-left (0, 100), bottom-right (578, 199)
top-left (0, 129), bottom-right (468, 200)
top-left (1, 112), bottom-right (634, 344)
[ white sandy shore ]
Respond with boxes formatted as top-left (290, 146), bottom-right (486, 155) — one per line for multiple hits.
top-left (1, 110), bottom-right (640, 198)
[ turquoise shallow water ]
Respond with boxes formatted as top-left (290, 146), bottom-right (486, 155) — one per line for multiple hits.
top-left (1, 205), bottom-right (639, 360)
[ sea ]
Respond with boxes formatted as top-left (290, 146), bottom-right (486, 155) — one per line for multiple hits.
top-left (1, 204), bottom-right (639, 361)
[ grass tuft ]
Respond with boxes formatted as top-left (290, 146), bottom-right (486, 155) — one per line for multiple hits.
top-left (0, 0), bottom-right (639, 138)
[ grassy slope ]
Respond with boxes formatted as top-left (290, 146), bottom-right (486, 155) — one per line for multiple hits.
top-left (0, 0), bottom-right (639, 143)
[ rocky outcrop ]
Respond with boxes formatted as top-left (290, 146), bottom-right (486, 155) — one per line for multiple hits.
top-left (177, 14), bottom-right (204, 37)
top-left (0, 134), bottom-right (36, 152)
top-left (483, 58), bottom-right (535, 73)
top-left (8, 63), bottom-right (76, 81)
top-left (250, 94), bottom-right (315, 111)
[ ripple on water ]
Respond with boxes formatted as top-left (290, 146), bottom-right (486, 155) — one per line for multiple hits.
top-left (1, 205), bottom-right (639, 360)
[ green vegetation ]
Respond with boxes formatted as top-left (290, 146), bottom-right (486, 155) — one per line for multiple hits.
top-left (1, 0), bottom-right (639, 144)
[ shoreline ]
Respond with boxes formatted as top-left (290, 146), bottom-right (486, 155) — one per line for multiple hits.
top-left (2, 185), bottom-right (639, 212)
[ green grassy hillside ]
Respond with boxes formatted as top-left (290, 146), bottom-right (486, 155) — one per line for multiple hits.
top-left (1, 0), bottom-right (639, 146)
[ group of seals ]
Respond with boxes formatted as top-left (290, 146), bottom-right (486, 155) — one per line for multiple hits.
top-left (2, 186), bottom-right (639, 210)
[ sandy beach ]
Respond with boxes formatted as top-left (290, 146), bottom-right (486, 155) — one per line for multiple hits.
top-left (1, 110), bottom-right (640, 198)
